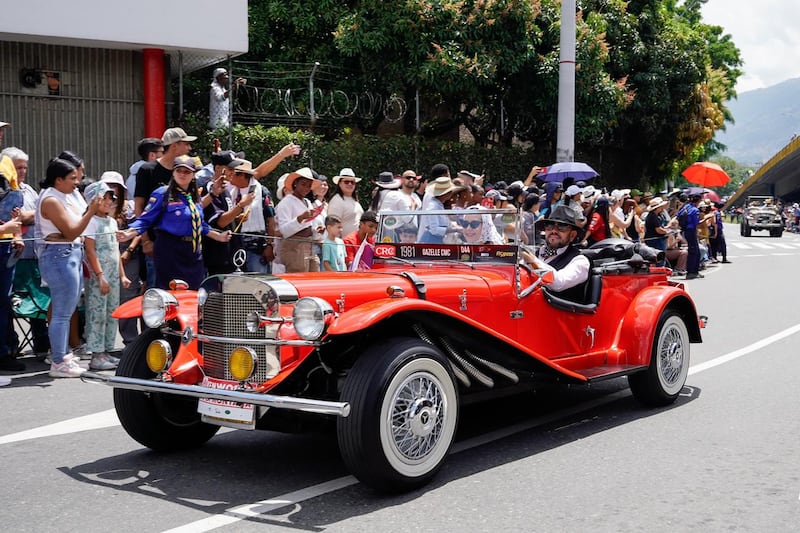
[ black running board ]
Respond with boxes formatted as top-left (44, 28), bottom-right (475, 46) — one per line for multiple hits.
top-left (573, 364), bottom-right (647, 382)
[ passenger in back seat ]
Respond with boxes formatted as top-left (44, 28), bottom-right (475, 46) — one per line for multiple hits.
top-left (520, 205), bottom-right (590, 301)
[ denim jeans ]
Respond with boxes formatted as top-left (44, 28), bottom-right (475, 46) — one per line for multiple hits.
top-left (0, 243), bottom-right (15, 359)
top-left (38, 244), bottom-right (83, 364)
top-left (244, 250), bottom-right (271, 274)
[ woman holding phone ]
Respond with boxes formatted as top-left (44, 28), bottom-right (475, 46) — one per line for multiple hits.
top-left (275, 167), bottom-right (323, 272)
top-left (35, 157), bottom-right (101, 377)
top-left (119, 156), bottom-right (231, 289)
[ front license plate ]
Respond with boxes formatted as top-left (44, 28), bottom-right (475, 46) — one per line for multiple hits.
top-left (197, 377), bottom-right (256, 430)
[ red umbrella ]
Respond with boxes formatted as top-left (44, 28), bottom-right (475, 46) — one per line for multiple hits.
top-left (681, 162), bottom-right (730, 187)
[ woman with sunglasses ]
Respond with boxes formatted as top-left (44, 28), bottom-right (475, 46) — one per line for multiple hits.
top-left (328, 168), bottom-right (363, 236)
top-left (458, 206), bottom-right (503, 244)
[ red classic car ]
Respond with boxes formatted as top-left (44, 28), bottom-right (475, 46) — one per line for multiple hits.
top-left (84, 208), bottom-right (704, 492)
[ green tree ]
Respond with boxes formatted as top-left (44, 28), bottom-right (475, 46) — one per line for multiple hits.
top-left (183, 0), bottom-right (742, 190)
top-left (334, 0), bottom-right (542, 140)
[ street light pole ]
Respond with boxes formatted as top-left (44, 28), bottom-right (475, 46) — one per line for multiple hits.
top-left (556, 0), bottom-right (576, 163)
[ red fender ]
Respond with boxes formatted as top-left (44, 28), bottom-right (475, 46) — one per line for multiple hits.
top-left (111, 290), bottom-right (199, 328)
top-left (614, 285), bottom-right (700, 367)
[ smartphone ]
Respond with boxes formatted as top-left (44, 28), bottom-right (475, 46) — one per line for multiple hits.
top-left (248, 184), bottom-right (256, 194)
top-left (310, 204), bottom-right (324, 217)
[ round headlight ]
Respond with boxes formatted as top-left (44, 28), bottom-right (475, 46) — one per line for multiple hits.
top-left (197, 287), bottom-right (209, 307)
top-left (293, 297), bottom-right (333, 340)
top-left (142, 289), bottom-right (178, 328)
top-left (229, 347), bottom-right (257, 381)
top-left (146, 339), bottom-right (172, 373)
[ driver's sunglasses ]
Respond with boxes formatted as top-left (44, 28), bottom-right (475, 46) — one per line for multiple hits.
top-left (458, 219), bottom-right (482, 229)
top-left (544, 222), bottom-right (572, 232)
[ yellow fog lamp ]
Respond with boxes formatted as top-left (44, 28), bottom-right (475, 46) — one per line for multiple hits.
top-left (146, 339), bottom-right (173, 374)
top-left (228, 347), bottom-right (258, 382)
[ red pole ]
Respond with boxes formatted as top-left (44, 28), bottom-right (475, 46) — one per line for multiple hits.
top-left (142, 48), bottom-right (165, 138)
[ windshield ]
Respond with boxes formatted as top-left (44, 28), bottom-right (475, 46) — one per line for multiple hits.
top-left (374, 208), bottom-right (522, 265)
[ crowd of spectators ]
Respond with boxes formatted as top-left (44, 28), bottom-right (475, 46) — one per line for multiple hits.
top-left (0, 117), bottom-right (733, 381)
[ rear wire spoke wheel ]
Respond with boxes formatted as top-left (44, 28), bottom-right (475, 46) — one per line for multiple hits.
top-left (338, 337), bottom-right (458, 492)
top-left (629, 311), bottom-right (690, 406)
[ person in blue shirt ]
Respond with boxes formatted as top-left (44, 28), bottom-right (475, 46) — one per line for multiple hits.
top-left (119, 155), bottom-right (231, 289)
top-left (677, 193), bottom-right (703, 279)
top-left (418, 173), bottom-right (464, 243)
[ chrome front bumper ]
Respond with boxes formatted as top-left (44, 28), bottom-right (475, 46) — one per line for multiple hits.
top-left (81, 372), bottom-right (350, 417)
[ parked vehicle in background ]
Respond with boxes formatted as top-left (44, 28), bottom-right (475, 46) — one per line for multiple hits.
top-left (741, 196), bottom-right (783, 237)
top-left (83, 209), bottom-right (705, 493)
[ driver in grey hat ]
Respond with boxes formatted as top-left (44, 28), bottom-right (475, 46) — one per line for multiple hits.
top-left (521, 204), bottom-right (590, 298)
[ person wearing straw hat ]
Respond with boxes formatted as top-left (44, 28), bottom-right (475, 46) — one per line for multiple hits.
top-left (226, 159), bottom-right (276, 274)
top-left (418, 175), bottom-right (464, 243)
top-left (275, 167), bottom-right (323, 272)
top-left (120, 155), bottom-right (231, 290)
top-left (328, 168), bottom-right (363, 236)
top-left (643, 196), bottom-right (670, 263)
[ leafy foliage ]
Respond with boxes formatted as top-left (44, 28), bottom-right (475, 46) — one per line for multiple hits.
top-left (181, 0), bottom-right (742, 191)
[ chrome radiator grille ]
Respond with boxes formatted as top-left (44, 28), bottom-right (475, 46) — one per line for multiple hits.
top-left (200, 292), bottom-right (280, 383)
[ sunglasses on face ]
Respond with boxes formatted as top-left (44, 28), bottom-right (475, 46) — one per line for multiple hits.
top-left (340, 180), bottom-right (356, 185)
top-left (458, 219), bottom-right (482, 229)
top-left (544, 222), bottom-right (572, 232)
top-left (404, 175), bottom-right (419, 181)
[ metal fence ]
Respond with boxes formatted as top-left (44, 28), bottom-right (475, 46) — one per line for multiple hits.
top-left (0, 41), bottom-right (144, 182)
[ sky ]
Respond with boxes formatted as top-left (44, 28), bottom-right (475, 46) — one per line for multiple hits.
top-left (701, 0), bottom-right (800, 93)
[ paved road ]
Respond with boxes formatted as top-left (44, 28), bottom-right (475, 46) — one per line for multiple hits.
top-left (2, 227), bottom-right (800, 532)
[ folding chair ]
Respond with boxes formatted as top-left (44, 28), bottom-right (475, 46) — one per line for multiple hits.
top-left (11, 259), bottom-right (50, 357)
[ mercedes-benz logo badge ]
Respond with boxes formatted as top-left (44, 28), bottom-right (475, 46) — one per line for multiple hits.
top-left (233, 248), bottom-right (247, 269)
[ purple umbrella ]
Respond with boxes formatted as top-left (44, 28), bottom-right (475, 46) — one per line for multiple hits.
top-left (540, 161), bottom-right (599, 182)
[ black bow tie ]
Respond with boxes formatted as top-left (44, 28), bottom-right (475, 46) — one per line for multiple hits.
top-left (542, 246), bottom-right (558, 258)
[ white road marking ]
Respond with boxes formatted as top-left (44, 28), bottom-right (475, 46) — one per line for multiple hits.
top-left (0, 409), bottom-right (120, 445)
top-left (688, 323), bottom-right (800, 375)
top-left (161, 477), bottom-right (359, 533)
top-left (747, 241), bottom-right (778, 249)
top-left (729, 242), bottom-right (752, 249)
top-left (768, 242), bottom-right (797, 249)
